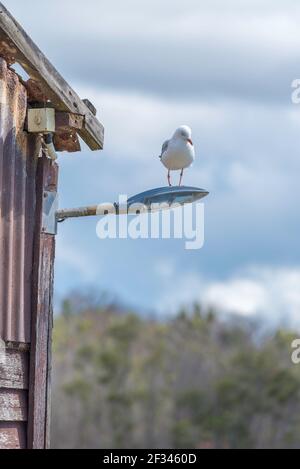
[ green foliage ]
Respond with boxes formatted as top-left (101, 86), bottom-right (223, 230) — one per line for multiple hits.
top-left (51, 296), bottom-right (300, 449)
top-left (63, 377), bottom-right (92, 400)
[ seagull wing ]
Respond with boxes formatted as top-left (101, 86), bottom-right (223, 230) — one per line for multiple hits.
top-left (159, 139), bottom-right (169, 159)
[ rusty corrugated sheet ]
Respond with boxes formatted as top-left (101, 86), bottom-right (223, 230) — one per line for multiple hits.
top-left (0, 58), bottom-right (38, 343)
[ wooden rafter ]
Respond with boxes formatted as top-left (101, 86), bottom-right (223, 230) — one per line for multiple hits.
top-left (0, 3), bottom-right (104, 150)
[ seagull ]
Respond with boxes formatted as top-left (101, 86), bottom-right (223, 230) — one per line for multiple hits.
top-left (159, 125), bottom-right (195, 186)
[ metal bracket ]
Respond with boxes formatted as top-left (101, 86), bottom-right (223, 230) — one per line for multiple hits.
top-left (42, 191), bottom-right (59, 235)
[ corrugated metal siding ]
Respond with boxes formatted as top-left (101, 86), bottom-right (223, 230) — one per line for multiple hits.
top-left (0, 58), bottom-right (38, 343)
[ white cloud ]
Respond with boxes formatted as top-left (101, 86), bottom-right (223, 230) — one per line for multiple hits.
top-left (9, 0), bottom-right (300, 50)
top-left (7, 1), bottom-right (300, 103)
top-left (204, 278), bottom-right (267, 316)
top-left (72, 85), bottom-right (300, 213)
top-left (6, 0), bottom-right (298, 322)
top-left (75, 85), bottom-right (227, 162)
top-left (155, 264), bottom-right (300, 329)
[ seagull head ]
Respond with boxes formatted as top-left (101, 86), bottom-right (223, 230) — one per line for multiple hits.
top-left (174, 125), bottom-right (193, 146)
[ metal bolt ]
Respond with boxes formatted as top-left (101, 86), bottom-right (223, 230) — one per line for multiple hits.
top-left (34, 114), bottom-right (42, 126)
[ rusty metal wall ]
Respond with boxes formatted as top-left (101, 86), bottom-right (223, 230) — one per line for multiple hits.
top-left (0, 57), bottom-right (39, 344)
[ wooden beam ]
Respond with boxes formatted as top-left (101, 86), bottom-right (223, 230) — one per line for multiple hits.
top-left (54, 112), bottom-right (83, 152)
top-left (55, 112), bottom-right (84, 133)
top-left (0, 3), bottom-right (104, 150)
top-left (54, 131), bottom-right (81, 153)
top-left (27, 154), bottom-right (58, 449)
top-left (0, 422), bottom-right (27, 449)
top-left (0, 349), bottom-right (29, 390)
top-left (26, 78), bottom-right (47, 102)
top-left (83, 98), bottom-right (97, 116)
top-left (0, 389), bottom-right (27, 421)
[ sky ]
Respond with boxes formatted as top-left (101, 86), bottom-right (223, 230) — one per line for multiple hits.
top-left (7, 0), bottom-right (300, 328)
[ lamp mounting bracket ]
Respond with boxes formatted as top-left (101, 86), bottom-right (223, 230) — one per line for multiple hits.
top-left (42, 191), bottom-right (59, 235)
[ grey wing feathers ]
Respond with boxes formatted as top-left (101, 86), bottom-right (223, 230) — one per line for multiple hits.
top-left (159, 140), bottom-right (169, 158)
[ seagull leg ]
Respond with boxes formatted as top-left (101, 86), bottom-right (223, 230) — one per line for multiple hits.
top-left (179, 169), bottom-right (184, 186)
top-left (167, 170), bottom-right (172, 186)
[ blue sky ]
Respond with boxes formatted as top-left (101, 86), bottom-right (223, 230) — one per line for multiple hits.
top-left (8, 1), bottom-right (300, 327)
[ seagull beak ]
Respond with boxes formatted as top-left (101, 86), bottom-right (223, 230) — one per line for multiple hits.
top-left (187, 138), bottom-right (193, 146)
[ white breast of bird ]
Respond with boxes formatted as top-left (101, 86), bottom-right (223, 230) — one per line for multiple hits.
top-left (161, 125), bottom-right (195, 171)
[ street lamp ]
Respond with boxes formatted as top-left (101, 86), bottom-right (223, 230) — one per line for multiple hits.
top-left (54, 186), bottom-right (209, 227)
